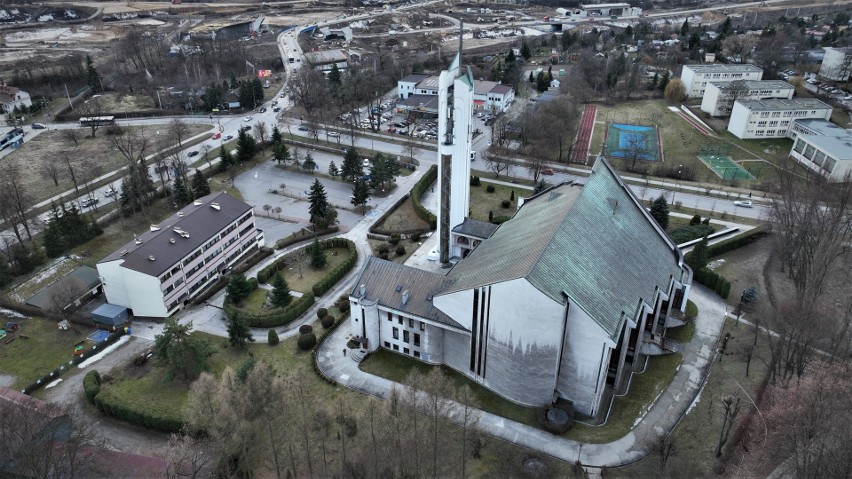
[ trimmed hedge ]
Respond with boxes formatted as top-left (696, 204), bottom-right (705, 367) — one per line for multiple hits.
top-left (668, 224), bottom-right (715, 244)
top-left (268, 329), bottom-right (280, 345)
top-left (83, 370), bottom-right (101, 404)
top-left (706, 224), bottom-right (770, 258)
top-left (274, 226), bottom-right (340, 250)
top-left (258, 237), bottom-right (356, 286)
top-left (298, 332), bottom-right (317, 350)
top-left (311, 238), bottom-right (358, 297)
top-left (694, 268), bottom-right (731, 300)
top-left (92, 387), bottom-right (184, 433)
top-left (224, 291), bottom-right (315, 328)
top-left (412, 165), bottom-right (438, 229)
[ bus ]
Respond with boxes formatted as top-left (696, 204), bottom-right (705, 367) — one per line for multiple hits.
top-left (79, 116), bottom-right (116, 127)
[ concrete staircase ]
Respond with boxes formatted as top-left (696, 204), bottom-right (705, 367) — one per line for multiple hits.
top-left (350, 349), bottom-right (368, 363)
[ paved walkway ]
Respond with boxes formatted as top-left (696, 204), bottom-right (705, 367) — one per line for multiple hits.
top-left (316, 284), bottom-right (726, 467)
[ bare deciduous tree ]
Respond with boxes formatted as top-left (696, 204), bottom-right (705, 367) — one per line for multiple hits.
top-left (39, 158), bottom-right (64, 187)
top-left (61, 128), bottom-right (81, 147)
top-left (482, 150), bottom-right (512, 178)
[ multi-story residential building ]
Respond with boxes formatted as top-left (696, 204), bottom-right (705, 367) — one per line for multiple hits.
top-left (788, 119), bottom-right (852, 182)
top-left (700, 80), bottom-right (794, 117)
top-left (396, 74), bottom-right (515, 112)
top-left (97, 192), bottom-right (264, 318)
top-left (727, 98), bottom-right (832, 140)
top-left (818, 46), bottom-right (852, 82)
top-left (680, 64), bottom-right (764, 98)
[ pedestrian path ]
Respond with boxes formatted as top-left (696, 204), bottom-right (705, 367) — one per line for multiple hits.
top-left (316, 284), bottom-right (727, 467)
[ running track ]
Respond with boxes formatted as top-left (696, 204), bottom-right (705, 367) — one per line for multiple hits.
top-left (572, 104), bottom-right (597, 163)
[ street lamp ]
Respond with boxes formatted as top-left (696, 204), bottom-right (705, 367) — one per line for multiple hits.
top-left (671, 164), bottom-right (682, 206)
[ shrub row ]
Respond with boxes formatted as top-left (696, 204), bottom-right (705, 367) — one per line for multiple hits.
top-left (669, 224), bottom-right (716, 244)
top-left (311, 238), bottom-right (358, 297)
top-left (21, 330), bottom-right (126, 395)
top-left (91, 386), bottom-right (185, 433)
top-left (694, 268), bottom-right (731, 300)
top-left (706, 224), bottom-right (770, 258)
top-left (192, 247), bottom-right (273, 305)
top-left (224, 291), bottom-right (315, 328)
top-left (412, 165), bottom-right (437, 230)
top-left (83, 370), bottom-right (101, 404)
top-left (274, 226), bottom-right (340, 250)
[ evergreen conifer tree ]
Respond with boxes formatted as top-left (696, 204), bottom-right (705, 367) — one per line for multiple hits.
top-left (173, 173), bottom-right (192, 206)
top-left (191, 169), bottom-right (210, 198)
top-left (308, 179), bottom-right (331, 230)
top-left (269, 272), bottom-right (293, 308)
top-left (85, 55), bottom-right (102, 93)
top-left (310, 237), bottom-right (327, 269)
top-left (650, 194), bottom-right (670, 230)
top-left (341, 147), bottom-right (362, 181)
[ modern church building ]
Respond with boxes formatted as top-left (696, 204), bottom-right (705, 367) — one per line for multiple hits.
top-left (347, 49), bottom-right (692, 417)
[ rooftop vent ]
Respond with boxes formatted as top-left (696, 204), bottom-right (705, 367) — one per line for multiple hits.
top-left (395, 285), bottom-right (402, 292)
top-left (210, 202), bottom-right (221, 211)
top-left (177, 212), bottom-right (184, 218)
top-left (173, 227), bottom-right (183, 234)
top-left (401, 290), bottom-right (410, 305)
top-left (193, 200), bottom-right (202, 206)
top-left (120, 250), bottom-right (129, 257)
top-left (180, 231), bottom-right (190, 238)
top-left (359, 284), bottom-right (366, 297)
top-left (150, 224), bottom-right (161, 231)
top-left (134, 239), bottom-right (143, 245)
top-left (148, 255), bottom-right (156, 261)
top-left (169, 238), bottom-right (176, 244)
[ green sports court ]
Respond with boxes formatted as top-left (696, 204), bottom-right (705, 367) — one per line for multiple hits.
top-left (697, 154), bottom-right (755, 180)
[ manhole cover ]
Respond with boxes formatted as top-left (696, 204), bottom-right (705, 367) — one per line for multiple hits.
top-left (523, 456), bottom-right (547, 474)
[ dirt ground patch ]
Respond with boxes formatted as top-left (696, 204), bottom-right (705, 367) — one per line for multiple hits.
top-left (373, 196), bottom-right (431, 234)
top-left (3, 123), bottom-right (211, 205)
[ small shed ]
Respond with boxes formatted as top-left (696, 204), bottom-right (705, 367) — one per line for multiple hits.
top-left (91, 304), bottom-right (129, 328)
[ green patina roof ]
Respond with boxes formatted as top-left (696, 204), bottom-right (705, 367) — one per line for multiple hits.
top-left (441, 158), bottom-right (685, 339)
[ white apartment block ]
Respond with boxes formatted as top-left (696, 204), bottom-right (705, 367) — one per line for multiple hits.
top-left (97, 192), bottom-right (264, 318)
top-left (818, 47), bottom-right (852, 82)
top-left (680, 64), bottom-right (763, 98)
top-left (788, 119), bottom-right (852, 182)
top-left (727, 98), bottom-right (832, 140)
top-left (700, 80), bottom-right (794, 117)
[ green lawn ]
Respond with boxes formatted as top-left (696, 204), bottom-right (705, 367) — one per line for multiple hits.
top-left (666, 320), bottom-right (696, 344)
top-left (372, 195), bottom-right (431, 234)
top-left (587, 100), bottom-right (808, 187)
top-left (96, 327), bottom-right (340, 426)
top-left (468, 182), bottom-right (531, 222)
top-left (280, 247), bottom-right (351, 293)
top-left (240, 288), bottom-right (269, 314)
top-left (0, 317), bottom-right (94, 389)
top-left (565, 353), bottom-right (682, 444)
top-left (359, 349), bottom-right (538, 428)
top-left (609, 319), bottom-right (773, 477)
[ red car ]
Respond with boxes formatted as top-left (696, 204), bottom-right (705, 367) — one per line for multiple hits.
top-left (212, 132), bottom-right (221, 139)
top-left (541, 168), bottom-right (555, 175)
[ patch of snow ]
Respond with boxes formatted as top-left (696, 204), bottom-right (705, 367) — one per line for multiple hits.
top-left (707, 258), bottom-right (726, 270)
top-left (0, 10), bottom-right (10, 20)
top-left (45, 378), bottom-right (63, 389)
top-left (78, 335), bottom-right (131, 368)
top-left (632, 387), bottom-right (667, 428)
top-left (0, 307), bottom-right (28, 319)
top-left (38, 14), bottom-right (54, 22)
top-left (685, 388), bottom-right (702, 415)
top-left (64, 10), bottom-right (78, 19)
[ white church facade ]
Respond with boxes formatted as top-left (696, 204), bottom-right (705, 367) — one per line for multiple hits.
top-left (348, 50), bottom-right (691, 418)
top-left (349, 158), bottom-right (692, 417)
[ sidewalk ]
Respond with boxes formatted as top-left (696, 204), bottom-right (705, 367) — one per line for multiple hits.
top-left (316, 284), bottom-right (726, 467)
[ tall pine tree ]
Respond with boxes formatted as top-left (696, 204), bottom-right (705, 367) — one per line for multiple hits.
top-left (351, 178), bottom-right (371, 214)
top-left (650, 194), bottom-right (670, 230)
top-left (309, 237), bottom-right (327, 269)
top-left (308, 179), bottom-right (331, 230)
top-left (191, 169), bottom-right (210, 198)
top-left (341, 147), bottom-right (362, 181)
top-left (173, 173), bottom-right (192, 206)
top-left (85, 55), bottom-right (102, 93)
top-left (269, 272), bottom-right (293, 308)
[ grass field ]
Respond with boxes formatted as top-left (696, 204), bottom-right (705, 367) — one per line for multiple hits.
top-left (609, 319), bottom-right (773, 477)
top-left (360, 349), bottom-right (539, 428)
top-left (4, 123), bottom-right (212, 206)
top-left (588, 100), bottom-right (807, 187)
top-left (372, 195), bottom-right (431, 233)
top-left (566, 353), bottom-right (682, 444)
top-left (468, 182), bottom-right (531, 222)
top-left (279, 247), bottom-right (351, 293)
top-left (0, 317), bottom-right (94, 389)
top-left (367, 238), bottom-right (420, 263)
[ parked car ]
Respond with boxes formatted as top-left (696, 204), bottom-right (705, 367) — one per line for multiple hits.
top-left (733, 200), bottom-right (753, 208)
top-left (259, 107), bottom-right (267, 113)
top-left (81, 197), bottom-right (99, 207)
top-left (328, 131), bottom-right (340, 138)
top-left (298, 124), bottom-right (309, 131)
top-left (188, 150), bottom-right (199, 157)
top-left (31, 122), bottom-right (47, 130)
top-left (363, 159), bottom-right (371, 168)
top-left (541, 168), bottom-right (555, 175)
top-left (104, 188), bottom-right (118, 198)
top-left (224, 134), bottom-right (234, 141)
top-left (212, 132), bottom-right (221, 139)
top-left (241, 125), bottom-right (251, 131)
top-left (273, 107), bottom-right (281, 112)
top-left (243, 116), bottom-right (253, 122)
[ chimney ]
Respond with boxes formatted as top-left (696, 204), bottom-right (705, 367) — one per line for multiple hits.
top-left (401, 290), bottom-right (410, 305)
top-left (359, 284), bottom-right (366, 297)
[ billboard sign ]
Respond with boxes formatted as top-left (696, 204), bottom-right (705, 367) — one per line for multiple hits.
top-left (257, 69), bottom-right (272, 78)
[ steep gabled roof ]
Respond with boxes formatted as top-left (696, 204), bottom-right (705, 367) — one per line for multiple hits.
top-left (350, 257), bottom-right (464, 330)
top-left (440, 158), bottom-right (685, 339)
